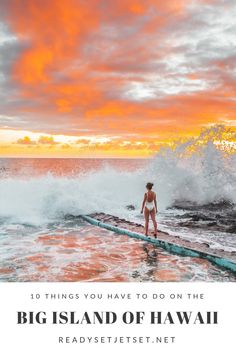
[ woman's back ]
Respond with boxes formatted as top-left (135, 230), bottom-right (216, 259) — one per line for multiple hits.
top-left (146, 190), bottom-right (155, 202)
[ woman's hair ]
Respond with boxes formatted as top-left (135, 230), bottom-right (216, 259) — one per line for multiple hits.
top-left (146, 182), bottom-right (154, 190)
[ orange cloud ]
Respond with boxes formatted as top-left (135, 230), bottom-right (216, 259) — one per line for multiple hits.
top-left (15, 135), bottom-right (57, 145)
top-left (6, 0), bottom-right (100, 84)
top-left (16, 136), bottom-right (36, 145)
top-left (0, 0), bottom-right (235, 157)
top-left (38, 135), bottom-right (57, 145)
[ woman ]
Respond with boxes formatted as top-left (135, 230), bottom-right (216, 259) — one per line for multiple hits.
top-left (141, 182), bottom-right (158, 237)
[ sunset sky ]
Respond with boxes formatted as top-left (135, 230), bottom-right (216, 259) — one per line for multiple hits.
top-left (0, 0), bottom-right (235, 157)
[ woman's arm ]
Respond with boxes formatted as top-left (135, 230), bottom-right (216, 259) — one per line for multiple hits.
top-left (154, 193), bottom-right (157, 213)
top-left (141, 193), bottom-right (147, 213)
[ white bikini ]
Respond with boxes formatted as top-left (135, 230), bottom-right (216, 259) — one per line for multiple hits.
top-left (145, 192), bottom-right (155, 211)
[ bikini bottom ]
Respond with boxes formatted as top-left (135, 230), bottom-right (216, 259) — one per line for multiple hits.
top-left (145, 203), bottom-right (154, 211)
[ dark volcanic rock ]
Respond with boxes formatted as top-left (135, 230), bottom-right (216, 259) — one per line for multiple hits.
top-left (227, 226), bottom-right (236, 234)
top-left (171, 199), bottom-right (234, 212)
top-left (126, 205), bottom-right (135, 210)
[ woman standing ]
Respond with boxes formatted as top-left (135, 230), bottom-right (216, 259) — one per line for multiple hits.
top-left (141, 182), bottom-right (158, 237)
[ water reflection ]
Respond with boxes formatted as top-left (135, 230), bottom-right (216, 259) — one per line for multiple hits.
top-left (1, 223), bottom-right (234, 282)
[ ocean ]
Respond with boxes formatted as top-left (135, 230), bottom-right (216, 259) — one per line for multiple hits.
top-left (0, 140), bottom-right (236, 281)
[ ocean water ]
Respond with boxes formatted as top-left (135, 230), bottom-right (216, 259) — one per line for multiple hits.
top-left (0, 130), bottom-right (236, 281)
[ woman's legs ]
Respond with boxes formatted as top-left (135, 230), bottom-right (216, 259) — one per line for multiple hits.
top-left (144, 207), bottom-right (150, 236)
top-left (150, 209), bottom-right (157, 236)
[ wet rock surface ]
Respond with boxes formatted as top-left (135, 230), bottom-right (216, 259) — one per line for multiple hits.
top-left (89, 212), bottom-right (236, 264)
top-left (169, 201), bottom-right (236, 234)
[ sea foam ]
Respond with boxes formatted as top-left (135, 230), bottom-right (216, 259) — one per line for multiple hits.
top-left (0, 126), bottom-right (235, 225)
